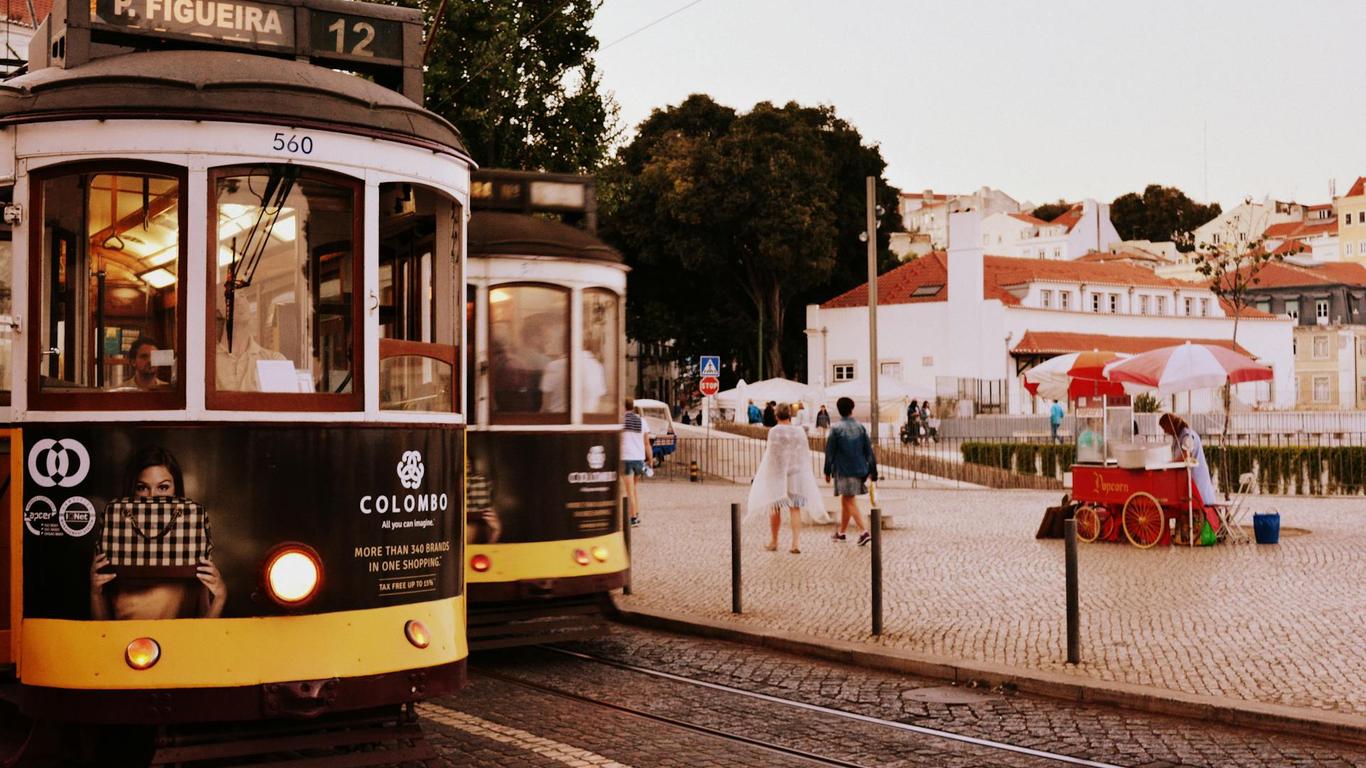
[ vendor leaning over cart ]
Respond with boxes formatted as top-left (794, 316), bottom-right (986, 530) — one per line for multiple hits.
top-left (1158, 413), bottom-right (1220, 539)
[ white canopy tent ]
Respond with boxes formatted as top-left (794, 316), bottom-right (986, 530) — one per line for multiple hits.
top-left (716, 377), bottom-right (823, 420)
top-left (822, 376), bottom-right (934, 423)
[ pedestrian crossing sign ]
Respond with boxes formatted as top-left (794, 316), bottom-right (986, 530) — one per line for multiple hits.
top-left (700, 355), bottom-right (721, 378)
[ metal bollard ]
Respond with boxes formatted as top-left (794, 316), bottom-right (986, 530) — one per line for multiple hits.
top-left (1065, 518), bottom-right (1079, 664)
top-left (871, 508), bottom-right (883, 636)
top-left (689, 459), bottom-right (700, 482)
top-left (730, 503), bottom-right (742, 614)
top-left (622, 495), bottom-right (633, 596)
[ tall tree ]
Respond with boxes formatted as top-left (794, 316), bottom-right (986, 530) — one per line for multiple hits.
top-left (397, 0), bottom-right (618, 172)
top-left (1111, 184), bottom-right (1222, 250)
top-left (1029, 199), bottom-right (1072, 222)
top-left (601, 96), bottom-right (900, 381)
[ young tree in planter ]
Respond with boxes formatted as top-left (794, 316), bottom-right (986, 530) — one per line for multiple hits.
top-left (1191, 211), bottom-right (1283, 485)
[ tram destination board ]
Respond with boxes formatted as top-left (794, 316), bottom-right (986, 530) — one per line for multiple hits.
top-left (54, 0), bottom-right (418, 84)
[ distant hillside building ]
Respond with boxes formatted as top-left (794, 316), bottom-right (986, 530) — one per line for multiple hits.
top-left (978, 200), bottom-right (1121, 260)
top-left (806, 213), bottom-right (1293, 415)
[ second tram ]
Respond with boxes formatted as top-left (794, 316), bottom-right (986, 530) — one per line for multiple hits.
top-left (463, 170), bottom-right (629, 648)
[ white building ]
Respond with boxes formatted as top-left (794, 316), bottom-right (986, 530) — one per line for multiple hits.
top-left (895, 186), bottom-right (1020, 252)
top-left (1191, 198), bottom-right (1302, 252)
top-left (805, 212), bottom-right (1295, 415)
top-left (978, 200), bottom-right (1121, 260)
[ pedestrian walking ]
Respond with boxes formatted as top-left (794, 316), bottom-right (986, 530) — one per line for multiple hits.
top-left (824, 397), bottom-right (876, 546)
top-left (1050, 399), bottom-right (1065, 444)
top-left (621, 398), bottom-right (651, 526)
top-left (747, 399), bottom-right (762, 424)
top-left (748, 403), bottom-right (829, 553)
top-left (815, 404), bottom-right (830, 429)
top-left (762, 401), bottom-right (778, 428)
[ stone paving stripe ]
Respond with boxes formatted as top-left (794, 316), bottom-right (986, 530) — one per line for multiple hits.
top-left (417, 702), bottom-right (633, 768)
top-left (548, 646), bottom-right (1126, 768)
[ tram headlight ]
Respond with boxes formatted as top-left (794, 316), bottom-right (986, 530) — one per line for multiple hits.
top-left (591, 546), bottom-right (610, 563)
top-left (125, 637), bottom-right (161, 670)
top-left (470, 554), bottom-right (491, 572)
top-left (264, 543), bottom-right (323, 606)
top-left (404, 620), bottom-right (431, 649)
top-left (573, 548), bottom-right (591, 566)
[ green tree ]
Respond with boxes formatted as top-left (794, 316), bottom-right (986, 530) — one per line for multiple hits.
top-left (1111, 184), bottom-right (1222, 251)
top-left (1030, 199), bottom-right (1072, 222)
top-left (396, 0), bottom-right (618, 172)
top-left (600, 95), bottom-right (900, 380)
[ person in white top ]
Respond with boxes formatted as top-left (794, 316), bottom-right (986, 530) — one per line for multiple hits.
top-left (621, 398), bottom-right (651, 526)
top-left (747, 403), bottom-right (830, 553)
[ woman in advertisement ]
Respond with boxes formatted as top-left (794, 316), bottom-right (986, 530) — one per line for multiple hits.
top-left (89, 447), bottom-right (228, 620)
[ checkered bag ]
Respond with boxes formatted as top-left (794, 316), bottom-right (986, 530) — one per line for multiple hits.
top-left (99, 497), bottom-right (212, 578)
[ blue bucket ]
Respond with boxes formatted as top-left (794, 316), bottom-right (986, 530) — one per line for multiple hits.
top-left (1253, 512), bottom-right (1280, 545)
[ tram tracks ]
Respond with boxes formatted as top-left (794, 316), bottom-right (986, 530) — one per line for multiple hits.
top-left (465, 645), bottom-right (1123, 768)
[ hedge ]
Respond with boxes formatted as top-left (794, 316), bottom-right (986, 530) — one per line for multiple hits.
top-left (962, 442), bottom-right (1366, 495)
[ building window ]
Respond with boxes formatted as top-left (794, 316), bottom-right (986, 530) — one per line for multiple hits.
top-left (1359, 240), bottom-right (1365, 254)
top-left (921, 356), bottom-right (934, 367)
top-left (1041, 289), bottom-right (1053, 308)
top-left (1313, 335), bottom-right (1330, 359)
top-left (1139, 295), bottom-right (1150, 315)
top-left (1060, 292), bottom-right (1071, 310)
top-left (1348, 213), bottom-right (1354, 225)
top-left (1286, 299), bottom-right (1300, 320)
top-left (1156, 296), bottom-right (1167, 315)
top-left (1053, 247), bottom-right (1061, 259)
top-left (1256, 299), bottom-right (1271, 313)
top-left (880, 361), bottom-right (902, 379)
top-left (1359, 377), bottom-right (1366, 404)
top-left (1213, 233), bottom-right (1221, 245)
top-left (1184, 297), bottom-right (1194, 316)
top-left (1348, 242), bottom-right (1355, 256)
top-left (1091, 293), bottom-right (1101, 313)
top-left (1312, 375), bottom-right (1331, 403)
top-left (1317, 299), bottom-right (1330, 321)
top-left (1200, 298), bottom-right (1210, 317)
top-left (832, 363), bottom-right (855, 382)
top-left (1108, 294), bottom-right (1119, 313)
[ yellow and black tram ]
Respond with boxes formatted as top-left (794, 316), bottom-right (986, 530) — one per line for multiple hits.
top-left (0, 0), bottom-right (469, 760)
top-left (463, 170), bottom-right (629, 648)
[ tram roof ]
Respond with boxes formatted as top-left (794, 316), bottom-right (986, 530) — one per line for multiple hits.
top-left (469, 211), bottom-right (622, 264)
top-left (0, 50), bottom-right (469, 158)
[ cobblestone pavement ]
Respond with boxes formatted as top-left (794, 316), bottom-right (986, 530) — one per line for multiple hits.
top-left (421, 624), bottom-right (1366, 767)
top-left (620, 481), bottom-right (1366, 719)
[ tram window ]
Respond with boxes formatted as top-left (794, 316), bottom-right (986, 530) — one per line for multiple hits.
top-left (377, 183), bottom-right (460, 413)
top-left (0, 186), bottom-right (12, 404)
top-left (581, 288), bottom-right (620, 421)
top-left (32, 167), bottom-right (185, 408)
top-left (487, 284), bottom-right (570, 422)
top-left (209, 166), bottom-right (360, 410)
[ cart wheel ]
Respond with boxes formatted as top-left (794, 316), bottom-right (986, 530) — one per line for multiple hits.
top-left (1074, 505), bottom-right (1101, 543)
top-left (1122, 492), bottom-right (1165, 549)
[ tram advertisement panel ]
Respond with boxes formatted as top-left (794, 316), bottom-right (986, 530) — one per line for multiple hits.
top-left (21, 424), bottom-right (462, 620)
top-left (466, 431), bottom-right (619, 544)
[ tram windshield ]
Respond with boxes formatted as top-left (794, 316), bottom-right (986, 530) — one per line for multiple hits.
top-left (488, 284), bottom-right (570, 420)
top-left (36, 169), bottom-right (182, 401)
top-left (211, 165), bottom-right (358, 404)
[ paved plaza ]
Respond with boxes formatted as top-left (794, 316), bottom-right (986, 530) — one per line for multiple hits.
top-left (618, 476), bottom-right (1366, 728)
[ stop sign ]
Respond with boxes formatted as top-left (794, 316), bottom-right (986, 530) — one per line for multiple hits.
top-left (699, 376), bottom-right (720, 397)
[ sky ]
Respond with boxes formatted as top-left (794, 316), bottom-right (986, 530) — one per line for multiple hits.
top-left (590, 0), bottom-right (1366, 211)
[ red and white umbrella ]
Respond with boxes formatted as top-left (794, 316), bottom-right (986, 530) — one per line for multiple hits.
top-left (1023, 350), bottom-right (1134, 401)
top-left (1102, 342), bottom-right (1273, 395)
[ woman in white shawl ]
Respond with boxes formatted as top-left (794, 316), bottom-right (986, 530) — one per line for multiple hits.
top-left (747, 403), bottom-right (830, 553)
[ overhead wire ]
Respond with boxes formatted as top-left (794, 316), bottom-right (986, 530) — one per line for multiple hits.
top-left (599, 0), bottom-right (706, 51)
top-left (449, 0), bottom-right (576, 96)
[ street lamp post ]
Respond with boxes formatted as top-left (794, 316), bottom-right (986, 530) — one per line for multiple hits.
top-left (865, 176), bottom-right (881, 446)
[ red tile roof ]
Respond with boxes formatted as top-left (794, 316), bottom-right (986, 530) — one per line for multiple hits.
top-left (1008, 213), bottom-right (1049, 227)
top-left (822, 252), bottom-right (1200, 309)
top-left (1217, 297), bottom-right (1276, 319)
top-left (1263, 221), bottom-right (1301, 239)
top-left (1233, 260), bottom-right (1366, 289)
top-left (1076, 249), bottom-right (1166, 265)
top-left (1012, 331), bottom-right (1250, 356)
top-left (1271, 239), bottom-right (1310, 256)
top-left (3, 0), bottom-right (50, 26)
top-left (1050, 204), bottom-right (1085, 232)
top-left (1348, 177), bottom-right (1366, 198)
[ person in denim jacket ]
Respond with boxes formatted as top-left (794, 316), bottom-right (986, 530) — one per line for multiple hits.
top-left (823, 397), bottom-right (876, 546)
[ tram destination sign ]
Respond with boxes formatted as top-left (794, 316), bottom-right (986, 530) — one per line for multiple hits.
top-left (93, 0), bottom-right (296, 48)
top-left (47, 0), bottom-right (420, 98)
